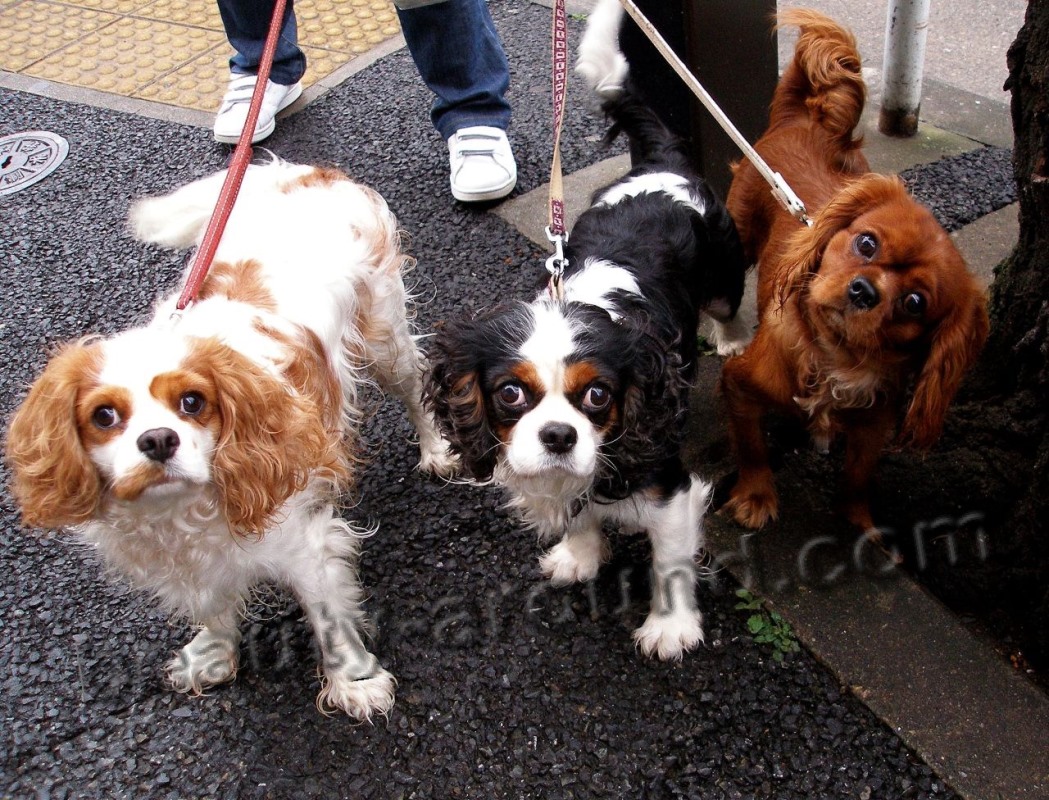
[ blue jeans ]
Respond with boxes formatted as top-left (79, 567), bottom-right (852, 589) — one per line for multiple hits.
top-left (216, 0), bottom-right (306, 86)
top-left (396, 0), bottom-right (512, 139)
top-left (216, 0), bottom-right (512, 136)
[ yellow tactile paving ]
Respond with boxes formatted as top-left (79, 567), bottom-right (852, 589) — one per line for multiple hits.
top-left (133, 0), bottom-right (225, 30)
top-left (0, 0), bottom-right (402, 113)
top-left (22, 16), bottom-right (225, 94)
top-left (1, 1), bottom-right (117, 72)
top-left (54, 0), bottom-right (154, 13)
top-left (299, 0), bottom-right (400, 52)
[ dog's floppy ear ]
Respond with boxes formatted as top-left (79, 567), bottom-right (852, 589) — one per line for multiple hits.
top-left (899, 280), bottom-right (989, 450)
top-left (191, 338), bottom-right (348, 536)
top-left (603, 327), bottom-right (691, 495)
top-left (776, 174), bottom-right (909, 305)
top-left (423, 317), bottom-right (501, 481)
top-left (5, 341), bottom-right (105, 529)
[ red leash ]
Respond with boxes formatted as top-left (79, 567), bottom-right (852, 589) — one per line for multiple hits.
top-left (175, 0), bottom-right (289, 311)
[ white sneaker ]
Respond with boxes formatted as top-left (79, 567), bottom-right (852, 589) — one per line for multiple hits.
top-left (213, 73), bottom-right (303, 144)
top-left (447, 126), bottom-right (517, 202)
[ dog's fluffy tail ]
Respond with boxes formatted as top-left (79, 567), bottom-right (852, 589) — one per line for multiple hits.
top-left (575, 0), bottom-right (628, 98)
top-left (772, 9), bottom-right (866, 153)
top-left (128, 157), bottom-right (315, 249)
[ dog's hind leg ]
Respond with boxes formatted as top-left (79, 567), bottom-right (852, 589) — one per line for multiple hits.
top-left (575, 0), bottom-right (628, 97)
top-left (705, 305), bottom-right (755, 357)
top-left (357, 275), bottom-right (459, 477)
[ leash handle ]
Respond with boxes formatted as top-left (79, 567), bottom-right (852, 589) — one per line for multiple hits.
top-left (546, 0), bottom-right (569, 299)
top-left (617, 0), bottom-right (812, 227)
top-left (176, 0), bottom-right (289, 311)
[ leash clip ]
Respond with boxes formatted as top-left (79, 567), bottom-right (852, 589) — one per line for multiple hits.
top-left (545, 226), bottom-right (568, 301)
top-left (770, 171), bottom-right (813, 227)
top-left (545, 226), bottom-right (568, 277)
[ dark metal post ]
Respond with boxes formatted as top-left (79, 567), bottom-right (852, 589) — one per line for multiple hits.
top-left (618, 0), bottom-right (778, 199)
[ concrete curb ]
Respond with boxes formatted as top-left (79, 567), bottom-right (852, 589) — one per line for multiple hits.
top-left (702, 520), bottom-right (1049, 800)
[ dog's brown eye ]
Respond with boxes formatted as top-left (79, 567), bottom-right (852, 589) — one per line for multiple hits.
top-left (497, 383), bottom-right (527, 408)
top-left (92, 406), bottom-right (120, 429)
top-left (901, 292), bottom-right (926, 316)
top-left (853, 232), bottom-right (878, 260)
top-left (583, 384), bottom-right (612, 412)
top-left (179, 391), bottom-right (206, 416)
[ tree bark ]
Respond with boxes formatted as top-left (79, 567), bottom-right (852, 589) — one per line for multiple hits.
top-left (964, 0), bottom-right (1049, 667)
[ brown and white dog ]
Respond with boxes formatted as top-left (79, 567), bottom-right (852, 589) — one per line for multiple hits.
top-left (5, 159), bottom-right (457, 720)
top-left (720, 10), bottom-right (989, 535)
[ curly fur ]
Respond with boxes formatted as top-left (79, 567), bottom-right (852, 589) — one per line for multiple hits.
top-left (4, 159), bottom-right (456, 720)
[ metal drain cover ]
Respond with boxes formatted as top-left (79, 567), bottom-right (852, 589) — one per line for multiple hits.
top-left (0, 131), bottom-right (69, 197)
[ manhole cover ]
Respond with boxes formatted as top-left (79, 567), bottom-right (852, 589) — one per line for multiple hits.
top-left (0, 131), bottom-right (69, 198)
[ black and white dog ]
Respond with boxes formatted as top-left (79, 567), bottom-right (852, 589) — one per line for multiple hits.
top-left (424, 78), bottom-right (749, 659)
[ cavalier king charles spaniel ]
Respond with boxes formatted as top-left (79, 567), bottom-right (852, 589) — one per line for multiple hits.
top-left (720, 10), bottom-right (989, 535)
top-left (5, 160), bottom-right (456, 720)
top-left (424, 80), bottom-right (748, 659)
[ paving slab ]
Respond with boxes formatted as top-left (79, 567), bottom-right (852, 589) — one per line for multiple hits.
top-left (952, 203), bottom-right (1019, 287)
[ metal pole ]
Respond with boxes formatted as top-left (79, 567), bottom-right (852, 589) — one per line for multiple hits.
top-left (879, 0), bottom-right (931, 137)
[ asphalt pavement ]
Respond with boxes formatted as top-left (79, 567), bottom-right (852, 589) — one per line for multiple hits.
top-left (0, 1), bottom-right (1031, 798)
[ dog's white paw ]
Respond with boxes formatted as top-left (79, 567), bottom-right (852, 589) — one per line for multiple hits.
top-left (708, 315), bottom-right (754, 357)
top-left (715, 337), bottom-right (750, 358)
top-left (633, 609), bottom-right (705, 661)
top-left (166, 628), bottom-right (240, 694)
top-left (540, 533), bottom-right (607, 586)
top-left (317, 666), bottom-right (396, 721)
top-left (418, 437), bottom-right (460, 478)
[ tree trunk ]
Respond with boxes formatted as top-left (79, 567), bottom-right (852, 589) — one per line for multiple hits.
top-left (961, 0), bottom-right (1049, 668)
top-left (995, 0), bottom-right (1049, 374)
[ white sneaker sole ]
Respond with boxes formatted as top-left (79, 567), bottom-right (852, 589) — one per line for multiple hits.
top-left (213, 82), bottom-right (304, 145)
top-left (450, 174), bottom-right (517, 203)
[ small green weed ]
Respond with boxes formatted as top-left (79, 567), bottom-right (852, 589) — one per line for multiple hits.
top-left (735, 589), bottom-right (800, 662)
top-left (569, 12), bottom-right (588, 22)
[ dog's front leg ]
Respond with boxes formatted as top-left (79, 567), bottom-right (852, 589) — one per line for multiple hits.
top-left (721, 354), bottom-right (780, 528)
top-left (166, 609), bottom-right (241, 695)
top-left (291, 516), bottom-right (396, 721)
top-left (839, 405), bottom-right (895, 538)
top-left (358, 286), bottom-right (458, 478)
top-left (303, 596), bottom-right (396, 722)
top-left (539, 511), bottom-right (609, 586)
top-left (633, 474), bottom-right (710, 661)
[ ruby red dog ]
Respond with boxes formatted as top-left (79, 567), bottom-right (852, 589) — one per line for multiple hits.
top-left (720, 9), bottom-right (989, 535)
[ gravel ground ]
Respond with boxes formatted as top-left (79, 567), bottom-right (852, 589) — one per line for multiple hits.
top-left (901, 146), bottom-right (1016, 231)
top-left (0, 2), bottom-right (1014, 798)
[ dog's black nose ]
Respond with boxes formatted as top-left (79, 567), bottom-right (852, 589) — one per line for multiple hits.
top-left (847, 276), bottom-right (880, 310)
top-left (539, 422), bottom-right (578, 455)
top-left (138, 428), bottom-right (180, 462)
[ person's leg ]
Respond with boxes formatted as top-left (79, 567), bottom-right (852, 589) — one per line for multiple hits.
top-left (395, 0), bottom-right (511, 137)
top-left (214, 0), bottom-right (305, 143)
top-left (395, 0), bottom-right (516, 201)
top-left (216, 0), bottom-right (305, 85)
